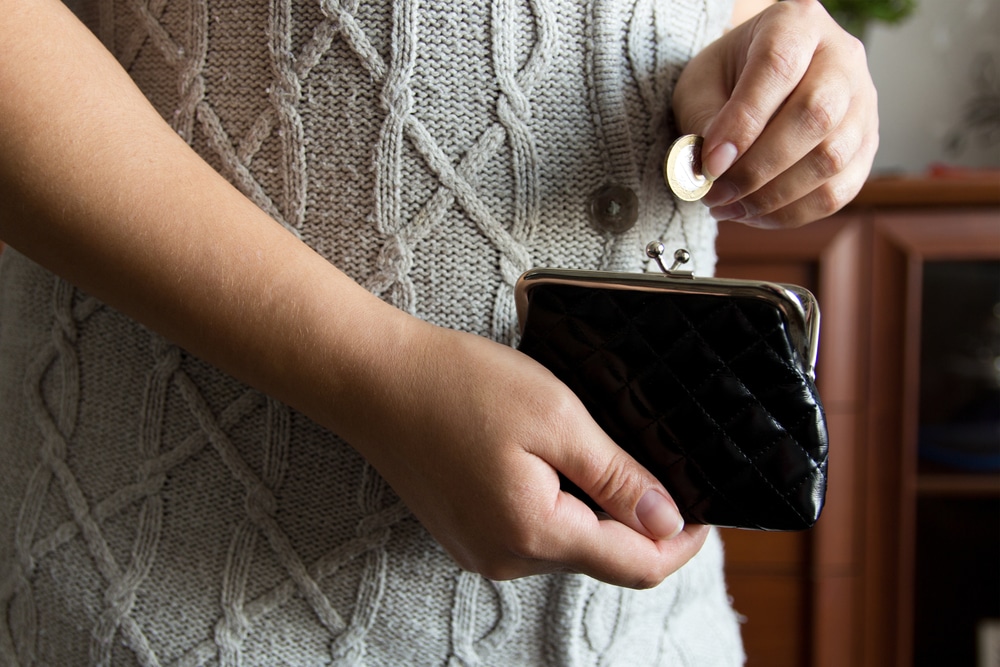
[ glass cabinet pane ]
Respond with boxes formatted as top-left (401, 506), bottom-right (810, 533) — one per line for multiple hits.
top-left (918, 260), bottom-right (1000, 472)
top-left (915, 259), bottom-right (1000, 667)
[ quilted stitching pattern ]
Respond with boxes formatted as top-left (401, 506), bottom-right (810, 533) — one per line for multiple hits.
top-left (518, 283), bottom-right (829, 530)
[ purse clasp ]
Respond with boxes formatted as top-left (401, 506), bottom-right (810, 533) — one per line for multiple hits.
top-left (646, 241), bottom-right (694, 278)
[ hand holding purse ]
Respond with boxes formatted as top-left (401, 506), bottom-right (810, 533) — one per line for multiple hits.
top-left (515, 242), bottom-right (828, 531)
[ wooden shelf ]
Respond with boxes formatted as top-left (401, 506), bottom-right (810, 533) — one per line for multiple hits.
top-left (850, 172), bottom-right (1000, 208)
top-left (917, 473), bottom-right (1000, 497)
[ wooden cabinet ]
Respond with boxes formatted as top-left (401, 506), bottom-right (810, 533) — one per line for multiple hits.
top-left (716, 176), bottom-right (1000, 667)
top-left (716, 213), bottom-right (867, 667)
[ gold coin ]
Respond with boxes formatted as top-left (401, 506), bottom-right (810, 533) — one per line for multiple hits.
top-left (664, 134), bottom-right (712, 201)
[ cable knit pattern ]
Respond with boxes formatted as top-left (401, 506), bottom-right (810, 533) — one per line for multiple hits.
top-left (0, 1), bottom-right (744, 664)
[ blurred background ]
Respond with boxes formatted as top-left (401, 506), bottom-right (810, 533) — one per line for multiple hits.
top-left (866, 0), bottom-right (999, 175)
top-left (715, 1), bottom-right (1000, 665)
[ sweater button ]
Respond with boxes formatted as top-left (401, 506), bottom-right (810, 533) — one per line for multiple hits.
top-left (589, 184), bottom-right (638, 233)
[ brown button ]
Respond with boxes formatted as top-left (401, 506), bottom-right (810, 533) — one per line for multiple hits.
top-left (589, 184), bottom-right (638, 233)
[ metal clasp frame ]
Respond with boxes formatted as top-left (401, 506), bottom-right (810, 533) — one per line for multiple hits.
top-left (646, 242), bottom-right (694, 278)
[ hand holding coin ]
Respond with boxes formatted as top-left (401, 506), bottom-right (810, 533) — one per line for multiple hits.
top-left (668, 0), bottom-right (878, 228)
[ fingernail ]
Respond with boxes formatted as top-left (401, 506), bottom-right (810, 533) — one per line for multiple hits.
top-left (703, 142), bottom-right (738, 181)
top-left (636, 490), bottom-right (684, 540)
top-left (702, 180), bottom-right (740, 207)
top-left (709, 201), bottom-right (747, 221)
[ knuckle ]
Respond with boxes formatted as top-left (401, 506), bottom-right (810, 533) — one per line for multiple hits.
top-left (797, 88), bottom-right (843, 137)
top-left (844, 31), bottom-right (868, 63)
top-left (813, 137), bottom-right (850, 179)
top-left (757, 204), bottom-right (807, 230)
top-left (535, 380), bottom-right (583, 422)
top-left (814, 181), bottom-right (851, 217)
top-left (759, 36), bottom-right (806, 88)
top-left (867, 129), bottom-right (881, 163)
top-left (631, 571), bottom-right (666, 590)
top-left (520, 379), bottom-right (583, 445)
top-left (745, 190), bottom-right (779, 218)
top-left (757, 211), bottom-right (797, 230)
top-left (588, 451), bottom-right (643, 509)
top-left (629, 561), bottom-right (672, 590)
top-left (839, 173), bottom-right (867, 210)
top-left (504, 520), bottom-right (546, 563)
top-left (550, 386), bottom-right (585, 423)
top-left (720, 98), bottom-right (766, 150)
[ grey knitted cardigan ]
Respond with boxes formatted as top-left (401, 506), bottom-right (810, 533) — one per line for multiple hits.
top-left (0, 0), bottom-right (745, 664)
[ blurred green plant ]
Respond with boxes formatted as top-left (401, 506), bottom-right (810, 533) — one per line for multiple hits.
top-left (946, 53), bottom-right (1000, 157)
top-left (821, 0), bottom-right (917, 39)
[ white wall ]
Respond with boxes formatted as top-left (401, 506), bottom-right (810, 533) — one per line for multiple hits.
top-left (864, 0), bottom-right (1000, 174)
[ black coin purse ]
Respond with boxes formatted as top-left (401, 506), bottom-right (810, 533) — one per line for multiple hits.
top-left (515, 242), bottom-right (829, 531)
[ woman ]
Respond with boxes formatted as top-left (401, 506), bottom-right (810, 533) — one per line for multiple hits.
top-left (0, 0), bottom-right (876, 663)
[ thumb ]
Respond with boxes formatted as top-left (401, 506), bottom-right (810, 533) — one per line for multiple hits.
top-left (557, 434), bottom-right (686, 541)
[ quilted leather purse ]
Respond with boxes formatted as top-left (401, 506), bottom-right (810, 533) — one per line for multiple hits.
top-left (515, 242), bottom-right (829, 531)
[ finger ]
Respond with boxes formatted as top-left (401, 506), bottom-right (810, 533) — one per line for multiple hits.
top-left (729, 143), bottom-right (876, 229)
top-left (703, 46), bottom-right (856, 208)
top-left (546, 493), bottom-right (711, 589)
top-left (701, 3), bottom-right (825, 179)
top-left (534, 408), bottom-right (686, 541)
top-left (707, 89), bottom-right (876, 221)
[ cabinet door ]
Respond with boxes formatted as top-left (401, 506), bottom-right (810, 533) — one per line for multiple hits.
top-left (864, 209), bottom-right (1000, 667)
top-left (716, 217), bottom-right (867, 667)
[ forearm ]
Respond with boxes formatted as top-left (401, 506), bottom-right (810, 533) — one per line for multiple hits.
top-left (0, 0), bottom-right (415, 445)
top-left (0, 0), bottom-right (719, 587)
